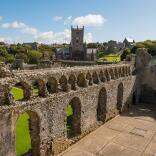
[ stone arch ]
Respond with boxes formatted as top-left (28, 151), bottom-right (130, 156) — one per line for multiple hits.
top-left (77, 73), bottom-right (87, 87)
top-left (117, 82), bottom-right (124, 112)
top-left (114, 68), bottom-right (119, 79)
top-left (16, 111), bottom-right (40, 156)
top-left (68, 74), bottom-right (77, 90)
top-left (99, 71), bottom-right (105, 82)
top-left (11, 81), bottom-right (31, 101)
top-left (32, 79), bottom-right (47, 97)
top-left (86, 72), bottom-right (93, 86)
top-left (121, 67), bottom-right (124, 77)
top-left (97, 87), bottom-right (107, 122)
top-left (66, 97), bottom-right (81, 138)
top-left (109, 68), bottom-right (115, 79)
top-left (59, 75), bottom-right (68, 92)
top-left (128, 66), bottom-right (131, 75)
top-left (47, 77), bottom-right (58, 93)
top-left (104, 69), bottom-right (110, 81)
top-left (92, 72), bottom-right (99, 84)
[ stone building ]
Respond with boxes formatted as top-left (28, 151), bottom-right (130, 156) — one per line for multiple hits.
top-left (69, 26), bottom-right (86, 60)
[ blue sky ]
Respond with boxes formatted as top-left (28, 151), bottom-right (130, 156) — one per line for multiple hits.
top-left (0, 0), bottom-right (156, 43)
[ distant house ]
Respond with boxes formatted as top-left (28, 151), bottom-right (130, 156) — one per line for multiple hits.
top-left (123, 38), bottom-right (135, 48)
top-left (56, 48), bottom-right (70, 60)
top-left (86, 48), bottom-right (97, 61)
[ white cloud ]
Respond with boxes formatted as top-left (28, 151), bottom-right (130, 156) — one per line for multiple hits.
top-left (0, 37), bottom-right (13, 43)
top-left (0, 16), bottom-right (3, 21)
top-left (53, 16), bottom-right (63, 21)
top-left (85, 32), bottom-right (93, 43)
top-left (64, 16), bottom-right (72, 25)
top-left (72, 14), bottom-right (106, 27)
top-left (1, 21), bottom-right (26, 29)
top-left (0, 20), bottom-right (93, 43)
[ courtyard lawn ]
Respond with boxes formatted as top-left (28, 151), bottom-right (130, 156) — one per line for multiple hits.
top-left (98, 53), bottom-right (121, 62)
top-left (11, 87), bottom-right (24, 101)
top-left (66, 104), bottom-right (73, 131)
top-left (16, 113), bottom-right (31, 156)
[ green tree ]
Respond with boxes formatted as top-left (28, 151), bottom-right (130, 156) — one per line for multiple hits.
top-left (121, 48), bottom-right (131, 61)
top-left (28, 50), bottom-right (42, 64)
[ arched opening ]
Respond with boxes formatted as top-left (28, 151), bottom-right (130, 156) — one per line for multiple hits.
top-left (104, 69), bottom-right (110, 81)
top-left (114, 68), bottom-right (119, 79)
top-left (92, 72), bottom-right (99, 84)
top-left (77, 73), bottom-right (87, 87)
top-left (97, 88), bottom-right (107, 122)
top-left (68, 74), bottom-right (76, 90)
top-left (86, 72), bottom-right (93, 86)
top-left (59, 75), bottom-right (68, 92)
top-left (99, 71), bottom-right (105, 82)
top-left (109, 68), bottom-right (114, 79)
top-left (47, 77), bottom-right (58, 93)
top-left (66, 97), bottom-right (81, 138)
top-left (11, 82), bottom-right (31, 101)
top-left (32, 79), bottom-right (46, 97)
top-left (16, 111), bottom-right (40, 156)
top-left (117, 83), bottom-right (124, 113)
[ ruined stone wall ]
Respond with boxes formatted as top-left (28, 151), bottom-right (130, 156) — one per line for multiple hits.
top-left (135, 48), bottom-right (156, 104)
top-left (0, 64), bottom-right (136, 156)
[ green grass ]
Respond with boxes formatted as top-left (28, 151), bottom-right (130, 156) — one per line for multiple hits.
top-left (66, 104), bottom-right (73, 131)
top-left (11, 87), bottom-right (24, 101)
top-left (16, 113), bottom-right (31, 156)
top-left (98, 53), bottom-right (121, 62)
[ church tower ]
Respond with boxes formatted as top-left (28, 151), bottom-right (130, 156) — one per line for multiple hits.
top-left (70, 26), bottom-right (86, 60)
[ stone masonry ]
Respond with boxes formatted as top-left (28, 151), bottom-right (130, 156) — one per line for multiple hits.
top-left (0, 63), bottom-right (136, 156)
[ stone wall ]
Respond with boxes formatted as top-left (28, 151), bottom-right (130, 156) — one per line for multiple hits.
top-left (0, 64), bottom-right (136, 156)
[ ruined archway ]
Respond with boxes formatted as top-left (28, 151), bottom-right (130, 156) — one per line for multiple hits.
top-left (68, 74), bottom-right (76, 90)
top-left (16, 111), bottom-right (40, 156)
top-left (59, 75), bottom-right (68, 92)
top-left (97, 88), bottom-right (107, 122)
top-left (11, 82), bottom-right (31, 101)
top-left (99, 71), bottom-right (105, 82)
top-left (117, 82), bottom-right (124, 112)
top-left (47, 77), bottom-right (58, 93)
top-left (66, 97), bottom-right (81, 138)
top-left (86, 72), bottom-right (93, 86)
top-left (32, 79), bottom-right (47, 97)
top-left (92, 72), bottom-right (99, 84)
top-left (77, 73), bottom-right (87, 87)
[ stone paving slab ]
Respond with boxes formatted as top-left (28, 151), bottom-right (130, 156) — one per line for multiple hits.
top-left (59, 105), bottom-right (156, 156)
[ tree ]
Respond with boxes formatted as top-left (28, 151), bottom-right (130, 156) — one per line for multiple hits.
top-left (28, 50), bottom-right (42, 64)
top-left (121, 48), bottom-right (131, 61)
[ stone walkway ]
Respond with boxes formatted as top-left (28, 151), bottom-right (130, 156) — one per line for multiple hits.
top-left (59, 104), bottom-right (156, 156)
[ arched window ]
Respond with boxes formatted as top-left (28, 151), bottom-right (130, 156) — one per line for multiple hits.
top-left (11, 82), bottom-right (31, 101)
top-left (77, 73), bottom-right (87, 87)
top-left (86, 72), bottom-right (93, 86)
top-left (32, 79), bottom-right (46, 97)
top-left (59, 75), bottom-right (68, 92)
top-left (68, 74), bottom-right (76, 90)
top-left (66, 97), bottom-right (81, 138)
top-left (16, 111), bottom-right (40, 156)
top-left (117, 83), bottom-right (124, 113)
top-left (99, 71), bottom-right (105, 82)
top-left (97, 88), bottom-right (107, 122)
top-left (92, 72), bottom-right (99, 84)
top-left (47, 77), bottom-right (58, 93)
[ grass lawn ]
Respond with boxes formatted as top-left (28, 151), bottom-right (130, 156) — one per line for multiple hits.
top-left (66, 104), bottom-right (73, 131)
top-left (11, 87), bottom-right (73, 155)
top-left (16, 113), bottom-right (31, 156)
top-left (98, 53), bottom-right (121, 62)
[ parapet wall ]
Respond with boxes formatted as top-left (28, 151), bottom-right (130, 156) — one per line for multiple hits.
top-left (0, 64), bottom-right (136, 156)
